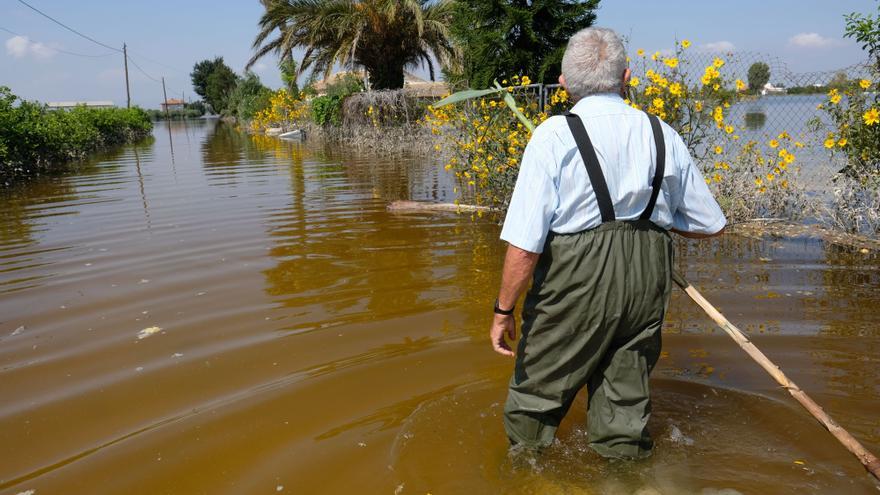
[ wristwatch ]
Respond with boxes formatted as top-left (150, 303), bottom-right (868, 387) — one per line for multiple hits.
top-left (494, 298), bottom-right (515, 316)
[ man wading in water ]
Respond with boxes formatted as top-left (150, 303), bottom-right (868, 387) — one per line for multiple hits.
top-left (490, 27), bottom-right (726, 459)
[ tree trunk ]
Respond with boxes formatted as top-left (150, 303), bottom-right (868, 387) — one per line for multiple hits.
top-left (368, 63), bottom-right (405, 90)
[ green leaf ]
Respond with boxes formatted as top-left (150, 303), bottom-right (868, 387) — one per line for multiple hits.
top-left (503, 92), bottom-right (535, 133)
top-left (432, 87), bottom-right (506, 107)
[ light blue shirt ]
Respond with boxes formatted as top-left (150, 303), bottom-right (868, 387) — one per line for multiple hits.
top-left (500, 93), bottom-right (726, 253)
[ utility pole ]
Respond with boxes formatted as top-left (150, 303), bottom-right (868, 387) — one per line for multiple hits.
top-left (123, 43), bottom-right (131, 109)
top-left (162, 77), bottom-right (170, 120)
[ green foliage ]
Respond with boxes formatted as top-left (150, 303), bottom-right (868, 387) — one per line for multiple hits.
top-left (279, 59), bottom-right (300, 96)
top-left (191, 57), bottom-right (239, 113)
top-left (0, 86), bottom-right (152, 184)
top-left (248, 0), bottom-right (459, 90)
top-left (226, 72), bottom-right (273, 121)
top-left (325, 73), bottom-right (365, 98)
top-left (186, 100), bottom-right (207, 114)
top-left (447, 0), bottom-right (599, 88)
top-left (146, 108), bottom-right (205, 120)
top-left (747, 62), bottom-right (770, 92)
top-left (311, 95), bottom-right (342, 126)
top-left (844, 3), bottom-right (880, 71)
top-left (309, 74), bottom-right (365, 127)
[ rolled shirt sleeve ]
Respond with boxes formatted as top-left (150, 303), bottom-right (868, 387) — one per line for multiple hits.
top-left (669, 133), bottom-right (727, 235)
top-left (499, 129), bottom-right (559, 253)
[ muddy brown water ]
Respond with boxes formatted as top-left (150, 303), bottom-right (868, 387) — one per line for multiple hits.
top-left (1, 121), bottom-right (878, 495)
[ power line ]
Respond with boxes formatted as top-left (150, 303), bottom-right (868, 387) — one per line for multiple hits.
top-left (15, 0), bottom-right (122, 53)
top-left (0, 25), bottom-right (117, 58)
top-left (127, 55), bottom-right (162, 84)
top-left (129, 49), bottom-right (186, 75)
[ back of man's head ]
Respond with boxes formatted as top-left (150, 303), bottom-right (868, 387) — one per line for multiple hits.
top-left (561, 27), bottom-right (627, 101)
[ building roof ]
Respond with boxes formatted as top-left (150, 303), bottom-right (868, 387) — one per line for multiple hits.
top-left (312, 70), bottom-right (447, 95)
top-left (162, 98), bottom-right (185, 105)
top-left (47, 101), bottom-right (115, 108)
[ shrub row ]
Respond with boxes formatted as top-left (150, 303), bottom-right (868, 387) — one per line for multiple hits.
top-left (1, 86), bottom-right (153, 184)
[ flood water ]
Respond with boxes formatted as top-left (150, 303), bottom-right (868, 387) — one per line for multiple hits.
top-left (1, 121), bottom-right (878, 494)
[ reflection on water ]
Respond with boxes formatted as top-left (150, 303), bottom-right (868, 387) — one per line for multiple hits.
top-left (0, 121), bottom-right (877, 494)
top-left (744, 111), bottom-right (767, 130)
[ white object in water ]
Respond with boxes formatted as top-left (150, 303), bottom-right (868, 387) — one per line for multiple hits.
top-left (137, 326), bottom-right (162, 340)
top-left (279, 129), bottom-right (305, 140)
top-left (265, 127), bottom-right (283, 136)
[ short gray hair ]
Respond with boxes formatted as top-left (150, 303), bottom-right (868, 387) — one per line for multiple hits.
top-left (561, 27), bottom-right (627, 100)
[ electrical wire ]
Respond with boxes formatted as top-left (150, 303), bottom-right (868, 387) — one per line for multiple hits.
top-left (15, 0), bottom-right (122, 53)
top-left (0, 25), bottom-right (117, 58)
top-left (129, 49), bottom-right (185, 75)
top-left (127, 56), bottom-right (162, 84)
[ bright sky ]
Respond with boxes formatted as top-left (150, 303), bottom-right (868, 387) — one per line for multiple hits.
top-left (0, 0), bottom-right (875, 108)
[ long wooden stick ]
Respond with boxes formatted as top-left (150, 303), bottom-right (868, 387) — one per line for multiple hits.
top-left (672, 269), bottom-right (880, 481)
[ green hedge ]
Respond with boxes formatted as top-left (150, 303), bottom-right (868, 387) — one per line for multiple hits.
top-left (1, 86), bottom-right (153, 184)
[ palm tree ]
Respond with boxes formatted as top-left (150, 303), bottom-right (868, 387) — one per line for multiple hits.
top-left (247, 0), bottom-right (460, 90)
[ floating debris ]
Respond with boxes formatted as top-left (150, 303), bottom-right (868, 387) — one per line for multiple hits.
top-left (15, 490), bottom-right (36, 495)
top-left (137, 326), bottom-right (162, 340)
top-left (276, 486), bottom-right (284, 492)
top-left (10, 325), bottom-right (25, 337)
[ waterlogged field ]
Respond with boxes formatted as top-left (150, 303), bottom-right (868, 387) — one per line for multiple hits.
top-left (0, 121), bottom-right (878, 494)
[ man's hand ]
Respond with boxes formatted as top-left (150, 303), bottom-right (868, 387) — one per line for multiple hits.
top-left (490, 313), bottom-right (517, 356)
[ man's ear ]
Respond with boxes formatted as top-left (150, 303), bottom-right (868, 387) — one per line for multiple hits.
top-left (620, 68), bottom-right (631, 97)
top-left (558, 73), bottom-right (567, 91)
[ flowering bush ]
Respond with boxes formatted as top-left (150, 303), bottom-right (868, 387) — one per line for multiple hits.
top-left (250, 89), bottom-right (308, 132)
top-left (817, 77), bottom-right (879, 185)
top-left (628, 40), bottom-right (740, 166)
top-left (425, 75), bottom-right (548, 214)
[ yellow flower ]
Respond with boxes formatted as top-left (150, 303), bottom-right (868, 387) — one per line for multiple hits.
top-left (768, 139), bottom-right (779, 148)
top-left (694, 101), bottom-right (703, 112)
top-left (629, 77), bottom-right (640, 87)
top-left (781, 180), bottom-right (789, 188)
top-left (859, 79), bottom-right (871, 90)
top-left (830, 93), bottom-right (841, 105)
top-left (652, 51), bottom-right (660, 61)
top-left (724, 124), bottom-right (734, 134)
top-left (714, 145), bottom-right (723, 154)
top-left (669, 82), bottom-right (682, 96)
top-left (838, 138), bottom-right (847, 147)
top-left (701, 74), bottom-right (713, 86)
top-left (864, 107), bottom-right (879, 126)
top-left (712, 173), bottom-right (722, 183)
top-left (735, 79), bottom-right (746, 91)
top-left (681, 39), bottom-right (691, 49)
top-left (520, 75), bottom-right (531, 86)
top-left (637, 48), bottom-right (645, 57)
top-left (824, 137), bottom-right (836, 148)
top-left (664, 57), bottom-right (679, 69)
top-left (794, 141), bottom-right (804, 148)
top-left (713, 57), bottom-right (725, 68)
top-left (766, 173), bottom-right (775, 182)
top-left (712, 83), bottom-right (720, 91)
top-left (754, 177), bottom-right (764, 186)
top-left (652, 98), bottom-right (664, 109)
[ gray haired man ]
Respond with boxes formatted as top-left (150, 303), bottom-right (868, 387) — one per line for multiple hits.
top-left (490, 27), bottom-right (726, 459)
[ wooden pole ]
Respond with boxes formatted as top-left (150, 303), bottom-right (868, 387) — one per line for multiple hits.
top-left (161, 77), bottom-right (170, 120)
top-left (123, 43), bottom-right (131, 109)
top-left (672, 269), bottom-right (880, 481)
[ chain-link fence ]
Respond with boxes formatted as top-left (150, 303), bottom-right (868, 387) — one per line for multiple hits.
top-left (509, 52), bottom-right (875, 200)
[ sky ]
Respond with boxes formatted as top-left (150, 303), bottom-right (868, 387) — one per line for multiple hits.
top-left (0, 0), bottom-right (876, 108)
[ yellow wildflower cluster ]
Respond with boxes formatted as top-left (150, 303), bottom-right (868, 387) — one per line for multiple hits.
top-left (425, 83), bottom-right (550, 210)
top-left (250, 89), bottom-right (307, 133)
top-left (742, 132), bottom-right (798, 193)
top-left (818, 76), bottom-right (879, 180)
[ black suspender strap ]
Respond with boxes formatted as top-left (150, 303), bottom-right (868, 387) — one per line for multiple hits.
top-left (640, 113), bottom-right (666, 220)
top-left (564, 112), bottom-right (616, 223)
